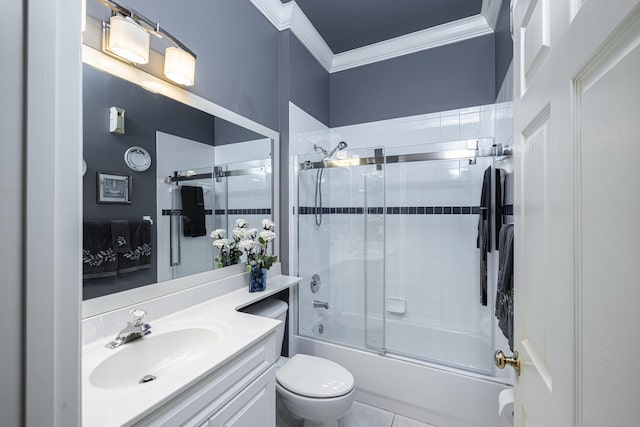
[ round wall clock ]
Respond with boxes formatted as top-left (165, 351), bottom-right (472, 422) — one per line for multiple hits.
top-left (124, 146), bottom-right (152, 172)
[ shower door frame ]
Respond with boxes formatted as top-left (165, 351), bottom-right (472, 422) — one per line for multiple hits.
top-left (295, 139), bottom-right (509, 373)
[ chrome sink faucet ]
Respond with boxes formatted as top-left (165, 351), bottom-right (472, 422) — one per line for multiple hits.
top-left (105, 308), bottom-right (152, 349)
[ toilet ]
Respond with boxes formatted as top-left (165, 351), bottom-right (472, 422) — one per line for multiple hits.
top-left (243, 299), bottom-right (355, 427)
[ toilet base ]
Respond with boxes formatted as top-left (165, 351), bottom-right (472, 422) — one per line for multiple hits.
top-left (276, 382), bottom-right (355, 427)
top-left (302, 420), bottom-right (338, 427)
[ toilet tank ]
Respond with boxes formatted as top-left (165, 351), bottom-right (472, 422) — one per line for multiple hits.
top-left (242, 299), bottom-right (288, 357)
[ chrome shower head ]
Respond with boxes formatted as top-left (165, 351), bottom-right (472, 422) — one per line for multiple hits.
top-left (327, 141), bottom-right (348, 159)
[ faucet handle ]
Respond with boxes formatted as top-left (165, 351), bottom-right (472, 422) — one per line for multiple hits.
top-left (130, 308), bottom-right (147, 326)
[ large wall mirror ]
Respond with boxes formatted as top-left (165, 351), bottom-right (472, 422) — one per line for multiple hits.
top-left (82, 47), bottom-right (279, 317)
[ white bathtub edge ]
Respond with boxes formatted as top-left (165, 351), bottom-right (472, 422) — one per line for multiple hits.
top-left (292, 335), bottom-right (510, 427)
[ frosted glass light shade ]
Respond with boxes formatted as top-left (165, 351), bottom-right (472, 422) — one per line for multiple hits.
top-left (108, 16), bottom-right (150, 64)
top-left (164, 47), bottom-right (196, 86)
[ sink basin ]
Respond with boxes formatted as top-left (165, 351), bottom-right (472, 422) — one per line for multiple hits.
top-left (89, 328), bottom-right (219, 389)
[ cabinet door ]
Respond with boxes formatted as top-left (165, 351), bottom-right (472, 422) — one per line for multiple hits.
top-left (208, 366), bottom-right (275, 427)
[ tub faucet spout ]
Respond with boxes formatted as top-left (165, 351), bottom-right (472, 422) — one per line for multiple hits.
top-left (313, 300), bottom-right (329, 309)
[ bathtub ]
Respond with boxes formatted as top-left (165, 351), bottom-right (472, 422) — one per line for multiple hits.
top-left (293, 311), bottom-right (510, 427)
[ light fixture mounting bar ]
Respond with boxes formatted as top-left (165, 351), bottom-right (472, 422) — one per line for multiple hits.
top-left (96, 0), bottom-right (197, 58)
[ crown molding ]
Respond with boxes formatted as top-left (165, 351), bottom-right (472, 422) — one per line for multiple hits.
top-left (481, 0), bottom-right (504, 30)
top-left (289, 3), bottom-right (334, 71)
top-left (249, 0), bottom-right (293, 30)
top-left (330, 15), bottom-right (492, 72)
top-left (250, 0), bottom-right (497, 73)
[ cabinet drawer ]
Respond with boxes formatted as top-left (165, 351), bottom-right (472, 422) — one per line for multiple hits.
top-left (206, 366), bottom-right (275, 427)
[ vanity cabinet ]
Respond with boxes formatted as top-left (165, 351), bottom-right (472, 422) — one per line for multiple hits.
top-left (205, 367), bottom-right (275, 427)
top-left (133, 333), bottom-right (276, 427)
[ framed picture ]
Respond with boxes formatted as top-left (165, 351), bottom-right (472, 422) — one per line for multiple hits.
top-left (96, 172), bottom-right (132, 204)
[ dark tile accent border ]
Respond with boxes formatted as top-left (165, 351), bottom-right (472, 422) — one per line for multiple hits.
top-left (503, 204), bottom-right (514, 216)
top-left (212, 208), bottom-right (272, 216)
top-left (299, 206), bottom-right (481, 215)
top-left (163, 208), bottom-right (267, 216)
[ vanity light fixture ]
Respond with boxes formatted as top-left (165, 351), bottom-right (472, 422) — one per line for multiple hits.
top-left (107, 16), bottom-right (150, 64)
top-left (164, 47), bottom-right (196, 86)
top-left (98, 0), bottom-right (197, 85)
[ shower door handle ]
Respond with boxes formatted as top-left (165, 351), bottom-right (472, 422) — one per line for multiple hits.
top-left (169, 210), bottom-right (182, 267)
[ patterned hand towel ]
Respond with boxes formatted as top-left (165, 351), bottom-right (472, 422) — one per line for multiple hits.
top-left (118, 220), bottom-right (152, 274)
top-left (110, 220), bottom-right (131, 253)
top-left (82, 221), bottom-right (118, 279)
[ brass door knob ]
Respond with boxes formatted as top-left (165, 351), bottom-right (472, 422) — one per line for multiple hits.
top-left (495, 350), bottom-right (521, 376)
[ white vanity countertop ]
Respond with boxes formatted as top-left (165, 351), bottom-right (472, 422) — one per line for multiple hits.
top-left (82, 273), bottom-right (301, 427)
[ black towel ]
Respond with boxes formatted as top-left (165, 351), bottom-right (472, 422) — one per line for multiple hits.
top-left (82, 221), bottom-right (118, 279)
top-left (181, 186), bottom-right (206, 237)
top-left (118, 220), bottom-right (152, 274)
top-left (477, 166), bottom-right (492, 306)
top-left (494, 168), bottom-right (504, 250)
top-left (477, 166), bottom-right (492, 249)
top-left (110, 220), bottom-right (131, 253)
top-left (496, 224), bottom-right (515, 351)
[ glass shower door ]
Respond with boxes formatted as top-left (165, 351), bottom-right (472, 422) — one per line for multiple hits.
top-left (382, 141), bottom-right (495, 374)
top-left (222, 158), bottom-right (272, 232)
top-left (169, 166), bottom-right (216, 279)
top-left (297, 148), bottom-right (385, 353)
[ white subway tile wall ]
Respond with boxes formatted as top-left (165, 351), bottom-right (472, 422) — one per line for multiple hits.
top-left (291, 78), bottom-right (514, 374)
top-left (290, 104), bottom-right (332, 335)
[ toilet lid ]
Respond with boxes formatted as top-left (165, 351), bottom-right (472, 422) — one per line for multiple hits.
top-left (276, 354), bottom-right (354, 398)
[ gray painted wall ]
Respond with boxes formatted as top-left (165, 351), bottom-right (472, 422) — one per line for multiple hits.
top-left (494, 0), bottom-right (514, 99)
top-left (87, 0), bottom-right (281, 131)
top-left (278, 30), bottom-right (331, 274)
top-left (289, 32), bottom-right (330, 127)
top-left (83, 64), bottom-right (216, 300)
top-left (329, 35), bottom-right (496, 127)
top-left (0, 0), bottom-right (23, 424)
top-left (215, 117), bottom-right (267, 146)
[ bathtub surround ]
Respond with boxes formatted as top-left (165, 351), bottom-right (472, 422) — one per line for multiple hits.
top-left (290, 93), bottom-right (514, 425)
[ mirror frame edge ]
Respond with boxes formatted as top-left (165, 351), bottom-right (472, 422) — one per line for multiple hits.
top-left (82, 45), bottom-right (281, 319)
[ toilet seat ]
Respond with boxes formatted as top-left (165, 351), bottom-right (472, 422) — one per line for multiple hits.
top-left (276, 354), bottom-right (354, 398)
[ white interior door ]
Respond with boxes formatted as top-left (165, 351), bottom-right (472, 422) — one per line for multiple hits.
top-left (512, 0), bottom-right (640, 425)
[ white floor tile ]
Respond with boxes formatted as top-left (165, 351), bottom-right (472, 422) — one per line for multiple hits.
top-left (392, 414), bottom-right (436, 427)
top-left (338, 401), bottom-right (394, 427)
top-left (277, 399), bottom-right (437, 427)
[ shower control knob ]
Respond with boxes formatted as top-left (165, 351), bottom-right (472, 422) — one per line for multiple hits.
top-left (310, 274), bottom-right (321, 294)
top-left (495, 350), bottom-right (520, 376)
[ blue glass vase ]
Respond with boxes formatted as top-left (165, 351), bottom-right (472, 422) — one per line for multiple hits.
top-left (249, 265), bottom-right (267, 292)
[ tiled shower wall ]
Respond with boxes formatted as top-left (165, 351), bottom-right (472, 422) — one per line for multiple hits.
top-left (289, 104), bottom-right (332, 335)
top-left (327, 116), bottom-right (496, 339)
top-left (292, 81), bottom-right (514, 369)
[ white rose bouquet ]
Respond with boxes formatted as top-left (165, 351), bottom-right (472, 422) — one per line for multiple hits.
top-left (238, 218), bottom-right (278, 271)
top-left (210, 218), bottom-right (248, 268)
